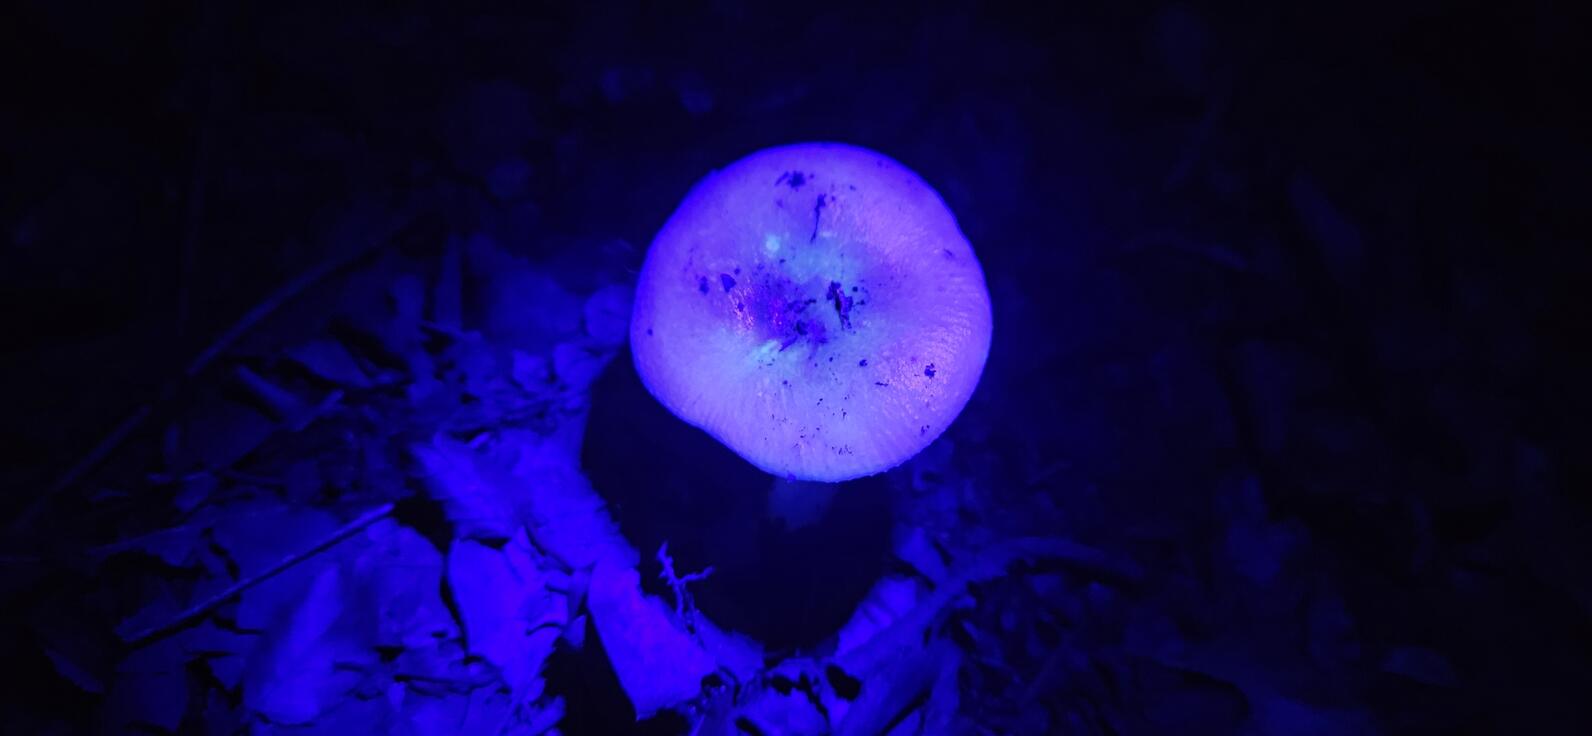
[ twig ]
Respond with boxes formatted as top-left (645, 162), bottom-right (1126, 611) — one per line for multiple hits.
top-left (88, 523), bottom-right (200, 560)
top-left (181, 225), bottom-right (403, 380)
top-left (658, 541), bottom-right (714, 624)
top-left (122, 502), bottom-right (394, 647)
top-left (14, 404), bottom-right (152, 529)
top-left (9, 214), bottom-right (412, 534)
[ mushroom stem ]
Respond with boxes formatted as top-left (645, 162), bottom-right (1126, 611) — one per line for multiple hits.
top-left (766, 476), bottom-right (839, 530)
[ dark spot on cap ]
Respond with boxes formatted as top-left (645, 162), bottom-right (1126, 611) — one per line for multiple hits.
top-left (920, 425), bottom-right (930, 435)
top-left (777, 171), bottom-right (807, 189)
top-left (858, 359), bottom-right (868, 367)
top-left (826, 281), bottom-right (854, 329)
top-left (942, 248), bottom-right (956, 260)
top-left (874, 381), bottom-right (889, 387)
top-left (924, 364), bottom-right (936, 378)
top-left (720, 273), bottom-right (736, 292)
top-left (810, 194), bottom-right (827, 242)
top-left (698, 276), bottom-right (710, 294)
top-left (646, 328), bottom-right (654, 336)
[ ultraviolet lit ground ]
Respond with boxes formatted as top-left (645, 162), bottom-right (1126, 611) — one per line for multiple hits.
top-left (3, 3), bottom-right (1590, 735)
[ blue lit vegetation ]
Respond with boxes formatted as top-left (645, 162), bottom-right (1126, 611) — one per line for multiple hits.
top-left (3, 3), bottom-right (1589, 734)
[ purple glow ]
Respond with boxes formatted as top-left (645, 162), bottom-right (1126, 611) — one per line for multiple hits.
top-left (630, 143), bottom-right (993, 482)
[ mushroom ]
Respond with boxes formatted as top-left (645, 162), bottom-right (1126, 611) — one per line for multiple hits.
top-left (631, 142), bottom-right (992, 483)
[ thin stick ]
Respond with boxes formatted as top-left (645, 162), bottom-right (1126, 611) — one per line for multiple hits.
top-left (18, 405), bottom-right (152, 527)
top-left (182, 227), bottom-right (400, 379)
top-left (9, 214), bottom-right (411, 534)
top-left (122, 502), bottom-right (394, 647)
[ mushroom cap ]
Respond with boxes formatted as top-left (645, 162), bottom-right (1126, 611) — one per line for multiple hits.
top-left (631, 142), bottom-right (992, 482)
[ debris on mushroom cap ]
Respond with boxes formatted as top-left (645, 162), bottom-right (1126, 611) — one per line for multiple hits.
top-left (631, 142), bottom-right (993, 482)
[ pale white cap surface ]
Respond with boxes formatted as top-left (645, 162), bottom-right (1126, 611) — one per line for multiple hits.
top-left (631, 143), bottom-right (992, 482)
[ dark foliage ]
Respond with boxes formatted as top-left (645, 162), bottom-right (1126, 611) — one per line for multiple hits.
top-left (2, 1), bottom-right (1588, 733)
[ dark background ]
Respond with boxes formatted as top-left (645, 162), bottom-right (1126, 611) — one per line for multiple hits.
top-left (3, 1), bottom-right (1590, 733)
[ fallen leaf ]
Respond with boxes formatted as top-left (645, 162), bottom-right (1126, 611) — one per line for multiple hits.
top-left (833, 576), bottom-right (927, 659)
top-left (582, 284), bottom-right (632, 347)
top-left (354, 520), bottom-right (458, 648)
top-left (448, 531), bottom-right (564, 700)
top-left (184, 620), bottom-right (258, 691)
top-left (286, 338), bottom-right (371, 388)
top-left (411, 436), bottom-right (521, 543)
top-left (244, 565), bottom-right (374, 725)
top-left (552, 341), bottom-right (608, 393)
top-left (103, 635), bottom-right (189, 732)
top-left (168, 399), bottom-right (279, 471)
top-left (586, 560), bottom-right (717, 717)
top-left (501, 430), bottom-right (636, 571)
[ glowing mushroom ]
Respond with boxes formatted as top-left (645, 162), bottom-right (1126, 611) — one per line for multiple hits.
top-left (630, 142), bottom-right (992, 482)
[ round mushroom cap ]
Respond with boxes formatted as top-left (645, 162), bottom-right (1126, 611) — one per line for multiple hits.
top-left (631, 142), bottom-right (992, 482)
